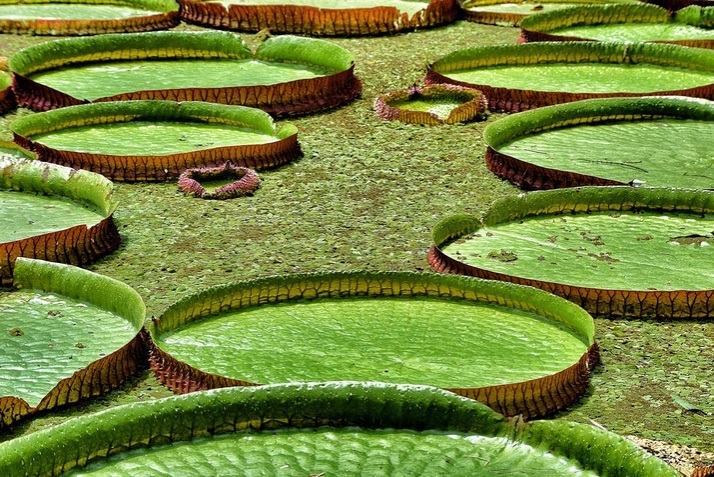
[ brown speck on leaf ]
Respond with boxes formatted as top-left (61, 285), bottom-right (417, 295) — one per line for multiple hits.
top-left (8, 327), bottom-right (24, 337)
top-left (637, 235), bottom-right (653, 241)
top-left (75, 342), bottom-right (86, 349)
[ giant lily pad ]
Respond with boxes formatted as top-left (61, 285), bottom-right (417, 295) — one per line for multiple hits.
top-left (0, 158), bottom-right (120, 285)
top-left (0, 383), bottom-right (679, 476)
top-left (179, 0), bottom-right (460, 36)
top-left (460, 0), bottom-right (632, 26)
top-left (429, 187), bottom-right (714, 318)
top-left (8, 31), bottom-right (362, 116)
top-left (0, 258), bottom-right (147, 428)
top-left (484, 96), bottom-right (714, 190)
top-left (425, 41), bottom-right (714, 112)
top-left (519, 4), bottom-right (714, 48)
top-left (150, 271), bottom-right (598, 419)
top-left (0, 69), bottom-right (14, 113)
top-left (10, 100), bottom-right (301, 181)
top-left (0, 0), bottom-right (179, 35)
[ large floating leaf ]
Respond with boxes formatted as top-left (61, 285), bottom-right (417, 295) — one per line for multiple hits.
top-left (425, 41), bottom-right (714, 112)
top-left (0, 157), bottom-right (119, 285)
top-left (11, 100), bottom-right (301, 181)
top-left (9, 31), bottom-right (362, 116)
top-left (0, 383), bottom-right (679, 476)
top-left (0, 69), bottom-right (14, 113)
top-left (0, 0), bottom-right (180, 35)
top-left (150, 271), bottom-right (597, 419)
top-left (484, 96), bottom-right (714, 190)
top-left (429, 187), bottom-right (714, 318)
top-left (520, 3), bottom-right (714, 48)
top-left (460, 0), bottom-right (633, 26)
top-left (179, 0), bottom-right (460, 36)
top-left (0, 258), bottom-right (147, 428)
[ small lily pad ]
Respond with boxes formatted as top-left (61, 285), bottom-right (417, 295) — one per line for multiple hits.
top-left (0, 258), bottom-right (147, 428)
top-left (150, 271), bottom-right (598, 419)
top-left (9, 31), bottom-right (362, 116)
top-left (520, 3), bottom-right (714, 48)
top-left (0, 0), bottom-right (180, 35)
top-left (179, 0), bottom-right (460, 36)
top-left (11, 100), bottom-right (301, 181)
top-left (374, 84), bottom-right (488, 125)
top-left (429, 187), bottom-right (714, 318)
top-left (178, 162), bottom-right (261, 199)
top-left (0, 157), bottom-right (119, 285)
top-left (425, 41), bottom-right (714, 112)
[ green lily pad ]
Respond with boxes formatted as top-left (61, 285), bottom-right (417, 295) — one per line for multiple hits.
top-left (0, 258), bottom-right (147, 428)
top-left (520, 4), bottom-right (714, 48)
top-left (0, 0), bottom-right (179, 35)
top-left (460, 0), bottom-right (633, 26)
top-left (425, 41), bottom-right (714, 112)
top-left (0, 70), bottom-right (14, 113)
top-left (429, 187), bottom-right (714, 318)
top-left (11, 100), bottom-right (300, 181)
top-left (0, 157), bottom-right (119, 285)
top-left (0, 383), bottom-right (679, 476)
top-left (484, 96), bottom-right (714, 190)
top-left (150, 271), bottom-right (597, 418)
top-left (8, 31), bottom-right (361, 116)
top-left (179, 0), bottom-right (460, 36)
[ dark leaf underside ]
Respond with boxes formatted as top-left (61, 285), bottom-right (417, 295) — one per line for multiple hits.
top-left (150, 271), bottom-right (596, 418)
top-left (179, 0), bottom-right (460, 36)
top-left (426, 42), bottom-right (714, 111)
top-left (429, 187), bottom-right (714, 318)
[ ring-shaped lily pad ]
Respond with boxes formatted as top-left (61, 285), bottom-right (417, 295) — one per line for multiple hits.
top-left (8, 31), bottom-right (362, 116)
top-left (519, 4), bottom-right (714, 48)
top-left (179, 0), bottom-right (460, 36)
top-left (178, 162), bottom-right (261, 199)
top-left (10, 100), bottom-right (301, 181)
top-left (0, 0), bottom-right (179, 35)
top-left (429, 187), bottom-right (714, 318)
top-left (374, 84), bottom-right (488, 125)
top-left (0, 383), bottom-right (680, 476)
top-left (149, 271), bottom-right (598, 419)
top-left (425, 41), bottom-right (714, 112)
top-left (0, 258), bottom-right (147, 428)
top-left (0, 70), bottom-right (14, 113)
top-left (0, 157), bottom-right (120, 285)
top-left (460, 0), bottom-right (631, 26)
top-left (484, 96), bottom-right (714, 190)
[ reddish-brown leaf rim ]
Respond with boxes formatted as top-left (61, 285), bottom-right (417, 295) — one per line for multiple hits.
top-left (148, 271), bottom-right (599, 419)
top-left (178, 0), bottom-right (460, 36)
top-left (374, 83), bottom-right (488, 125)
top-left (178, 162), bottom-right (261, 199)
top-left (8, 32), bottom-right (362, 116)
top-left (0, 159), bottom-right (120, 285)
top-left (428, 187), bottom-right (714, 318)
top-left (0, 0), bottom-right (180, 36)
top-left (425, 42), bottom-right (714, 112)
top-left (10, 100), bottom-right (303, 181)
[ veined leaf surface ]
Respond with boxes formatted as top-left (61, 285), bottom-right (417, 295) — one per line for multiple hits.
top-left (0, 258), bottom-right (147, 427)
top-left (151, 271), bottom-right (597, 418)
top-left (425, 41), bottom-right (714, 112)
top-left (0, 383), bottom-right (679, 477)
top-left (430, 187), bottom-right (714, 317)
top-left (484, 96), bottom-right (714, 190)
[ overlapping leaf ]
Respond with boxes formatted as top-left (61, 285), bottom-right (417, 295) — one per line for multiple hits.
top-left (0, 258), bottom-right (148, 428)
top-left (425, 41), bottom-right (714, 112)
top-left (150, 271), bottom-right (597, 419)
top-left (9, 31), bottom-right (362, 116)
top-left (0, 0), bottom-right (180, 35)
top-left (0, 157), bottom-right (119, 284)
top-left (484, 96), bottom-right (714, 190)
top-left (460, 0), bottom-right (633, 26)
top-left (429, 187), bottom-right (714, 318)
top-left (0, 383), bottom-right (679, 476)
top-left (179, 0), bottom-right (460, 36)
top-left (11, 100), bottom-right (301, 181)
top-left (0, 69), bottom-right (14, 113)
